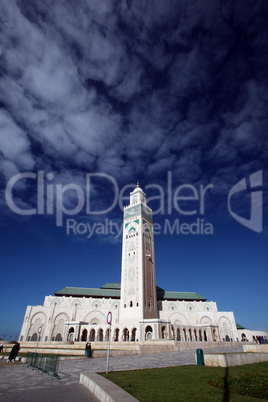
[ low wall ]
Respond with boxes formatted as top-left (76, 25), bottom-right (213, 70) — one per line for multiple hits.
top-left (2, 340), bottom-right (242, 357)
top-left (204, 352), bottom-right (268, 367)
top-left (176, 341), bottom-right (239, 351)
top-left (80, 372), bottom-right (138, 402)
top-left (94, 350), bottom-right (139, 358)
top-left (243, 344), bottom-right (268, 353)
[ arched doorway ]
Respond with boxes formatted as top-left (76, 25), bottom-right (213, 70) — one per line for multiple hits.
top-left (68, 327), bottom-right (74, 342)
top-left (55, 333), bottom-right (62, 341)
top-left (81, 329), bottom-right (87, 341)
top-left (89, 329), bottom-right (95, 341)
top-left (114, 328), bottom-right (119, 341)
top-left (31, 333), bottom-right (37, 341)
top-left (176, 328), bottom-right (181, 341)
top-left (145, 325), bottom-right (153, 340)
top-left (131, 328), bottom-right (137, 341)
top-left (123, 328), bottom-right (129, 341)
top-left (97, 328), bottom-right (103, 341)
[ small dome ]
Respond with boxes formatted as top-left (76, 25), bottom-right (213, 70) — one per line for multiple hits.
top-left (133, 180), bottom-right (142, 192)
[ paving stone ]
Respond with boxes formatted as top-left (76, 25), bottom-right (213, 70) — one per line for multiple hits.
top-left (0, 345), bottom-right (243, 401)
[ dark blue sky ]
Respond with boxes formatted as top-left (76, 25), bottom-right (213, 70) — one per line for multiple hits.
top-left (0, 0), bottom-right (267, 339)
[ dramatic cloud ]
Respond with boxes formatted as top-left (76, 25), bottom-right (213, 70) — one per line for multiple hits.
top-left (0, 0), bottom-right (267, 205)
top-left (0, 110), bottom-right (35, 178)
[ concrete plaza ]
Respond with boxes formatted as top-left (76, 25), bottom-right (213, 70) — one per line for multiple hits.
top-left (0, 345), bottom-right (243, 401)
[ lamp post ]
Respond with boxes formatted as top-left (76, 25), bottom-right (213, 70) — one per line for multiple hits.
top-left (106, 312), bottom-right (112, 374)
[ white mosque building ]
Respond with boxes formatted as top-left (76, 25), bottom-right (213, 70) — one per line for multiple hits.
top-left (19, 184), bottom-right (241, 344)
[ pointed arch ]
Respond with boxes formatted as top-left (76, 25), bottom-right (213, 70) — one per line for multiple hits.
top-left (27, 312), bottom-right (47, 341)
top-left (218, 316), bottom-right (233, 341)
top-left (200, 316), bottom-right (213, 325)
top-left (84, 311), bottom-right (106, 325)
top-left (145, 325), bottom-right (153, 340)
top-left (131, 327), bottom-right (137, 341)
top-left (113, 328), bottom-right (120, 341)
top-left (89, 328), bottom-right (95, 342)
top-left (49, 297), bottom-right (62, 307)
top-left (169, 312), bottom-right (188, 326)
top-left (122, 327), bottom-right (129, 341)
top-left (52, 312), bottom-right (69, 341)
top-left (81, 329), bottom-right (88, 342)
top-left (97, 328), bottom-right (104, 341)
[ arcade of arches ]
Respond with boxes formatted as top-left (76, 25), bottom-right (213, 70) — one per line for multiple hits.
top-left (23, 322), bottom-right (231, 343)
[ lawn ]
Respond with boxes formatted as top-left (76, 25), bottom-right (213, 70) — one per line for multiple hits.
top-left (101, 362), bottom-right (268, 401)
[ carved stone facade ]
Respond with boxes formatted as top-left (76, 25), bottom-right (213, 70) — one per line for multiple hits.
top-left (19, 292), bottom-right (239, 343)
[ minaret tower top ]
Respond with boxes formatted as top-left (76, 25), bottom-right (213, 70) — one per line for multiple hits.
top-left (129, 182), bottom-right (146, 205)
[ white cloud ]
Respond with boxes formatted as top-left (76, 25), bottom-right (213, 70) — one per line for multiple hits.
top-left (0, 159), bottom-right (20, 180)
top-left (148, 155), bottom-right (176, 176)
top-left (111, 61), bottom-right (143, 102)
top-left (0, 110), bottom-right (35, 177)
top-left (0, 0), bottom-right (266, 195)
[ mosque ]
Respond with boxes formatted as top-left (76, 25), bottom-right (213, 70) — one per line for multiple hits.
top-left (19, 184), bottom-right (242, 344)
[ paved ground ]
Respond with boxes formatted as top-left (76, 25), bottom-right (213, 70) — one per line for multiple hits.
top-left (0, 345), bottom-right (243, 401)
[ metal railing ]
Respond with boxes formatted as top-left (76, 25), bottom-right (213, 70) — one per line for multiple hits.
top-left (26, 352), bottom-right (60, 380)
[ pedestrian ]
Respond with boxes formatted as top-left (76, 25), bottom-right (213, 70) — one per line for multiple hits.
top-left (0, 341), bottom-right (3, 353)
top-left (14, 342), bottom-right (20, 360)
top-left (7, 341), bottom-right (20, 362)
top-left (85, 342), bottom-right (91, 358)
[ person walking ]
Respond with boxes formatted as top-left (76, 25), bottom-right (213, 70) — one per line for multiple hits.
top-left (85, 342), bottom-right (91, 358)
top-left (7, 342), bottom-right (20, 362)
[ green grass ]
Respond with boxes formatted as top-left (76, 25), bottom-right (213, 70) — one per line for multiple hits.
top-left (100, 362), bottom-right (268, 401)
top-left (211, 371), bottom-right (268, 399)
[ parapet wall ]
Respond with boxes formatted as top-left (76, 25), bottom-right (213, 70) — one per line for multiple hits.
top-left (242, 344), bottom-right (268, 353)
top-left (204, 352), bottom-right (268, 367)
top-left (2, 340), bottom-right (241, 356)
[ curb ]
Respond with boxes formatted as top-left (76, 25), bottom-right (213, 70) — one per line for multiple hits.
top-left (79, 372), bottom-right (138, 402)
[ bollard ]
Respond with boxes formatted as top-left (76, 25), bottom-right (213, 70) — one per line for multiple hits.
top-left (196, 348), bottom-right (204, 365)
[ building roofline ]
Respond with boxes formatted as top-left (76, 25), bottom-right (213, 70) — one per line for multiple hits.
top-left (54, 284), bottom-right (206, 301)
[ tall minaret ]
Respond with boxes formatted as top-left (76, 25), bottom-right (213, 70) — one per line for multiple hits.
top-left (120, 183), bottom-right (158, 325)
